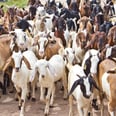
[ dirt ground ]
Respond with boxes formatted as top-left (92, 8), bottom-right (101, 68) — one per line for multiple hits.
top-left (0, 82), bottom-right (75, 116)
top-left (0, 81), bottom-right (110, 116)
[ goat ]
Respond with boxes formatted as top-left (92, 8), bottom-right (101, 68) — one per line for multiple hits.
top-left (67, 64), bottom-right (99, 116)
top-left (98, 58), bottom-right (116, 116)
top-left (0, 34), bottom-right (13, 94)
top-left (10, 28), bottom-right (33, 51)
top-left (3, 50), bottom-right (38, 116)
top-left (33, 32), bottom-right (63, 60)
top-left (30, 54), bottom-right (68, 115)
top-left (81, 49), bottom-right (101, 110)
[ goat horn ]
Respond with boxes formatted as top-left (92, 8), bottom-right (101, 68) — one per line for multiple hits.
top-left (76, 74), bottom-right (81, 78)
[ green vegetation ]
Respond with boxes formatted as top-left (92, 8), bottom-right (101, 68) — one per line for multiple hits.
top-left (0, 0), bottom-right (28, 8)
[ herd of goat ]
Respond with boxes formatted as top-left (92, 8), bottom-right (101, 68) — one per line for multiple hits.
top-left (0, 0), bottom-right (116, 116)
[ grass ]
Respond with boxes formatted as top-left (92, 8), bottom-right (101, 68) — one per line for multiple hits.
top-left (0, 0), bottom-right (28, 9)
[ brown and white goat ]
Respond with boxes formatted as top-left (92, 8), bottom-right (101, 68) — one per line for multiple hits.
top-left (98, 58), bottom-right (116, 116)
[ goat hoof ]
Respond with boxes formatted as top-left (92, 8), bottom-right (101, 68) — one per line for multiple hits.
top-left (27, 96), bottom-right (31, 100)
top-left (88, 112), bottom-right (90, 116)
top-left (35, 87), bottom-right (38, 91)
top-left (31, 98), bottom-right (36, 102)
top-left (44, 113), bottom-right (48, 116)
top-left (15, 98), bottom-right (19, 101)
top-left (27, 93), bottom-right (31, 100)
top-left (18, 105), bottom-right (21, 110)
top-left (50, 105), bottom-right (54, 108)
top-left (63, 95), bottom-right (68, 100)
top-left (93, 105), bottom-right (99, 111)
top-left (44, 110), bottom-right (49, 116)
top-left (92, 103), bottom-right (99, 110)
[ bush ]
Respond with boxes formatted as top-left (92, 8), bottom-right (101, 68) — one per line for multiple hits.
top-left (0, 0), bottom-right (28, 8)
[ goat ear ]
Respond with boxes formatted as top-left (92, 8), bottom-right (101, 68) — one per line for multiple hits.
top-left (9, 31), bottom-right (15, 36)
top-left (3, 56), bottom-right (14, 72)
top-left (16, 15), bottom-right (22, 22)
top-left (47, 63), bottom-right (57, 77)
top-left (45, 39), bottom-right (48, 46)
top-left (22, 56), bottom-right (31, 70)
top-left (0, 5), bottom-right (4, 8)
top-left (33, 34), bottom-right (40, 46)
top-left (68, 79), bottom-right (82, 96)
top-left (89, 50), bottom-right (92, 58)
top-left (72, 56), bottom-right (78, 65)
top-left (76, 74), bottom-right (81, 78)
top-left (44, 56), bottom-right (47, 60)
top-left (77, 19), bottom-right (80, 24)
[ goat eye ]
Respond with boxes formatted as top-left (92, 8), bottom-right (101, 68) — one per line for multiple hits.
top-left (24, 35), bottom-right (26, 41)
top-left (73, 51), bottom-right (75, 54)
top-left (80, 84), bottom-right (86, 92)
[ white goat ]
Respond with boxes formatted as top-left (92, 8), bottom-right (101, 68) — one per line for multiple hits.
top-left (34, 6), bottom-right (54, 37)
top-left (71, 30), bottom-right (86, 65)
top-left (3, 50), bottom-right (38, 116)
top-left (22, 50), bottom-right (38, 101)
top-left (63, 26), bottom-right (72, 48)
top-left (30, 54), bottom-right (67, 115)
top-left (59, 47), bottom-right (78, 67)
top-left (10, 29), bottom-right (32, 51)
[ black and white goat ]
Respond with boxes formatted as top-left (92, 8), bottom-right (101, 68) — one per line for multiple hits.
top-left (81, 49), bottom-right (101, 110)
top-left (62, 48), bottom-right (100, 116)
top-left (68, 64), bottom-right (100, 116)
